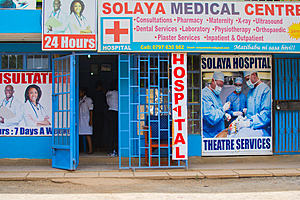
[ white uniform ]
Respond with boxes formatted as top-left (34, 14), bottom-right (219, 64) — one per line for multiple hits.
top-left (23, 101), bottom-right (49, 127)
top-left (79, 96), bottom-right (93, 135)
top-left (67, 13), bottom-right (91, 34)
top-left (0, 96), bottom-right (23, 126)
top-left (106, 90), bottom-right (118, 111)
top-left (46, 9), bottom-right (68, 34)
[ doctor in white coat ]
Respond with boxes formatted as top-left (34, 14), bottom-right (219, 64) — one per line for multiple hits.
top-left (0, 85), bottom-right (23, 126)
top-left (23, 85), bottom-right (51, 127)
top-left (66, 0), bottom-right (92, 34)
top-left (46, 0), bottom-right (68, 33)
top-left (79, 88), bottom-right (93, 154)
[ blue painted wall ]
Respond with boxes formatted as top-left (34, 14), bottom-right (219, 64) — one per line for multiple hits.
top-left (0, 43), bottom-right (43, 53)
top-left (0, 137), bottom-right (52, 159)
top-left (0, 10), bottom-right (41, 33)
top-left (188, 134), bottom-right (202, 156)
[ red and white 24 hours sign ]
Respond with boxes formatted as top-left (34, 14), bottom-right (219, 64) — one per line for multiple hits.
top-left (172, 53), bottom-right (188, 160)
top-left (42, 0), bottom-right (97, 50)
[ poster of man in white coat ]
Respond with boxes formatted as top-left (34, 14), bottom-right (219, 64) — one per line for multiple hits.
top-left (0, 72), bottom-right (52, 136)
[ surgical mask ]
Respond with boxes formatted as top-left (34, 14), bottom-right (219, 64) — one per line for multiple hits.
top-left (246, 79), bottom-right (258, 89)
top-left (235, 86), bottom-right (242, 93)
top-left (214, 80), bottom-right (222, 95)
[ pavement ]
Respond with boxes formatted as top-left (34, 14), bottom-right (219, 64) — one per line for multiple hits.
top-left (1, 192), bottom-right (300, 200)
top-left (1, 154), bottom-right (300, 180)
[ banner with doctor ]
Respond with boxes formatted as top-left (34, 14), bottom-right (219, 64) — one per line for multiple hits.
top-left (42, 0), bottom-right (97, 50)
top-left (201, 55), bottom-right (272, 156)
top-left (0, 0), bottom-right (36, 9)
top-left (0, 72), bottom-right (52, 137)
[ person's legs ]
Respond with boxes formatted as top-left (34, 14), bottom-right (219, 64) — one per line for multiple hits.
top-left (112, 111), bottom-right (118, 154)
top-left (86, 135), bottom-right (93, 154)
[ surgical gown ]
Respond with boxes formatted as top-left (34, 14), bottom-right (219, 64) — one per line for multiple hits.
top-left (246, 82), bottom-right (271, 136)
top-left (226, 91), bottom-right (247, 122)
top-left (202, 87), bottom-right (225, 138)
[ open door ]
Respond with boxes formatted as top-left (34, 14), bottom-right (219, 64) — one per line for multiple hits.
top-left (52, 55), bottom-right (79, 170)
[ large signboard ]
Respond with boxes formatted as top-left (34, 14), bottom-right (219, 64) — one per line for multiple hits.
top-left (98, 1), bottom-right (300, 52)
top-left (0, 0), bottom-right (36, 9)
top-left (0, 72), bottom-right (52, 137)
top-left (201, 55), bottom-right (272, 156)
top-left (172, 53), bottom-right (188, 160)
top-left (43, 0), bottom-right (97, 50)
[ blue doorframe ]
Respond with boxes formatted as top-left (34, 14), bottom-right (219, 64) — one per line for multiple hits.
top-left (273, 54), bottom-right (300, 154)
top-left (52, 54), bottom-right (79, 170)
top-left (118, 53), bottom-right (187, 169)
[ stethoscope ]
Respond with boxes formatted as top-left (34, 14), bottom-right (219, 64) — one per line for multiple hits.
top-left (50, 10), bottom-right (61, 19)
top-left (29, 101), bottom-right (44, 119)
top-left (74, 13), bottom-right (86, 27)
top-left (0, 96), bottom-right (14, 108)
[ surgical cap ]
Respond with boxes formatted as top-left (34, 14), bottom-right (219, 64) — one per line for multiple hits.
top-left (243, 71), bottom-right (257, 77)
top-left (235, 77), bottom-right (243, 84)
top-left (213, 71), bottom-right (224, 82)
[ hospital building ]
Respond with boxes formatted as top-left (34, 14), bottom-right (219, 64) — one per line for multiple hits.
top-left (0, 0), bottom-right (299, 170)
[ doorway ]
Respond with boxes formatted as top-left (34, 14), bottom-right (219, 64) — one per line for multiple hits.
top-left (78, 55), bottom-right (118, 157)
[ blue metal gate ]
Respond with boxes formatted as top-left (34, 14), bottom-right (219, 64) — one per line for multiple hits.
top-left (274, 55), bottom-right (300, 154)
top-left (119, 53), bottom-right (187, 169)
top-left (52, 55), bottom-right (79, 170)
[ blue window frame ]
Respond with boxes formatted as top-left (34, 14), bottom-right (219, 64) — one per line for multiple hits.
top-left (0, 53), bottom-right (52, 71)
top-left (187, 55), bottom-right (201, 135)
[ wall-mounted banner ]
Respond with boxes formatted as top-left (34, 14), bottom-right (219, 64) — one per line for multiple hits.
top-left (98, 1), bottom-right (300, 52)
top-left (43, 0), bottom-right (97, 50)
top-left (0, 0), bottom-right (36, 9)
top-left (172, 53), bottom-right (188, 160)
top-left (0, 72), bottom-right (52, 136)
top-left (201, 55), bottom-right (272, 156)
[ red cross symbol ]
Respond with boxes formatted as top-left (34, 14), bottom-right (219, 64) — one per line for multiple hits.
top-left (105, 21), bottom-right (128, 42)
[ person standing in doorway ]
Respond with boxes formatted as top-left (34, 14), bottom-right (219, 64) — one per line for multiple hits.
top-left (93, 80), bottom-right (107, 152)
top-left (79, 88), bottom-right (93, 154)
top-left (106, 80), bottom-right (118, 156)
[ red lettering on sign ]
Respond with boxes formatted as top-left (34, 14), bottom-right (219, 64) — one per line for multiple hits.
top-left (174, 133), bottom-right (186, 145)
top-left (3, 73), bottom-right (11, 84)
top-left (12, 73), bottom-right (20, 84)
top-left (0, 72), bottom-right (52, 84)
top-left (174, 80), bottom-right (184, 91)
top-left (173, 67), bottom-right (185, 79)
top-left (144, 2), bottom-right (154, 14)
top-left (172, 53), bottom-right (185, 65)
top-left (175, 147), bottom-right (185, 158)
top-left (173, 106), bottom-right (182, 117)
top-left (43, 34), bottom-right (96, 50)
top-left (174, 93), bottom-right (184, 104)
top-left (174, 119), bottom-right (185, 131)
top-left (102, 2), bottom-right (165, 15)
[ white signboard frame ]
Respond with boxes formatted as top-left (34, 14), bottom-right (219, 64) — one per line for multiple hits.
top-left (172, 53), bottom-right (188, 160)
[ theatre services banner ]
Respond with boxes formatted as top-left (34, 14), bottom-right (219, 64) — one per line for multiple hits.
top-left (201, 55), bottom-right (272, 156)
top-left (0, 72), bottom-right (52, 137)
top-left (0, 0), bottom-right (36, 9)
top-left (43, 0), bottom-right (97, 50)
top-left (98, 0), bottom-right (300, 52)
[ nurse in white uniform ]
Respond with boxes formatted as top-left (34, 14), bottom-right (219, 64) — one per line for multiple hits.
top-left (23, 85), bottom-right (51, 127)
top-left (67, 0), bottom-right (92, 34)
top-left (79, 88), bottom-right (93, 154)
